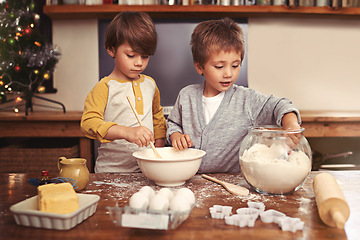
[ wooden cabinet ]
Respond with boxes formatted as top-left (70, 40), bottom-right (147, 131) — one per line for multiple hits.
top-left (301, 111), bottom-right (360, 137)
top-left (43, 4), bottom-right (360, 19)
top-left (0, 111), bottom-right (93, 172)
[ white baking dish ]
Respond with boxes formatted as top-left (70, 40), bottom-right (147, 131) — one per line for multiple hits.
top-left (10, 194), bottom-right (100, 230)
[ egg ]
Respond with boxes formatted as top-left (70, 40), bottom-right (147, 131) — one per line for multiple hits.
top-left (129, 191), bottom-right (149, 210)
top-left (175, 188), bottom-right (195, 205)
top-left (157, 188), bottom-right (174, 200)
top-left (139, 186), bottom-right (156, 199)
top-left (169, 194), bottom-right (191, 212)
top-left (148, 194), bottom-right (170, 212)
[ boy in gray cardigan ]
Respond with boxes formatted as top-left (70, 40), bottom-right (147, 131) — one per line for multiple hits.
top-left (166, 18), bottom-right (302, 173)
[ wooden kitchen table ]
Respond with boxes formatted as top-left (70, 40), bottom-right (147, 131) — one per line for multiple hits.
top-left (1, 171), bottom-right (359, 240)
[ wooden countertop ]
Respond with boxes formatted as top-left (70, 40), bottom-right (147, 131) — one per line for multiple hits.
top-left (300, 110), bottom-right (360, 122)
top-left (0, 111), bottom-right (83, 121)
top-left (299, 110), bottom-right (360, 137)
top-left (1, 171), bottom-right (359, 240)
top-left (1, 110), bottom-right (360, 122)
top-left (2, 110), bottom-right (360, 137)
top-left (0, 111), bottom-right (83, 138)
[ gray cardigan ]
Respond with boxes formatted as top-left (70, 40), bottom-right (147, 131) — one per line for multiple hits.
top-left (166, 84), bottom-right (301, 173)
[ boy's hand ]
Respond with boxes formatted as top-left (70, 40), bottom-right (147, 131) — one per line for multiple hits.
top-left (124, 126), bottom-right (155, 148)
top-left (282, 112), bottom-right (302, 148)
top-left (105, 125), bottom-right (154, 147)
top-left (170, 132), bottom-right (193, 150)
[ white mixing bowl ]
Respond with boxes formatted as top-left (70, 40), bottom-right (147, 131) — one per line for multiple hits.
top-left (133, 147), bottom-right (206, 187)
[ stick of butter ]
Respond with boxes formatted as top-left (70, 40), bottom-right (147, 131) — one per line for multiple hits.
top-left (37, 182), bottom-right (79, 214)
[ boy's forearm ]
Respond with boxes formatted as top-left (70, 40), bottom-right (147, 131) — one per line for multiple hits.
top-left (104, 125), bottom-right (129, 141)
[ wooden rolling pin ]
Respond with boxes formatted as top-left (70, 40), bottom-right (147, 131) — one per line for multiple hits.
top-left (313, 173), bottom-right (350, 229)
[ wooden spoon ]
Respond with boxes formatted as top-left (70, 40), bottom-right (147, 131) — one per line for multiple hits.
top-left (202, 174), bottom-right (249, 196)
top-left (126, 96), bottom-right (162, 159)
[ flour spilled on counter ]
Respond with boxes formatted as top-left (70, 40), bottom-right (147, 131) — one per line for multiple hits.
top-left (83, 174), bottom-right (149, 203)
top-left (93, 181), bottom-right (130, 187)
top-left (187, 175), bottom-right (282, 209)
top-left (82, 174), bottom-right (308, 215)
top-left (298, 197), bottom-right (312, 214)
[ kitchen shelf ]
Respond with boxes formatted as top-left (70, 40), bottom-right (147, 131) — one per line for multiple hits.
top-left (43, 4), bottom-right (360, 19)
top-left (300, 110), bottom-right (360, 137)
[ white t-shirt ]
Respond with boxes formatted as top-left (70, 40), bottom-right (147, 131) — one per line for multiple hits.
top-left (202, 91), bottom-right (225, 125)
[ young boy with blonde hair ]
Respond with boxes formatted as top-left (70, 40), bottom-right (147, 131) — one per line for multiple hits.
top-left (166, 18), bottom-right (301, 173)
top-left (81, 12), bottom-right (166, 173)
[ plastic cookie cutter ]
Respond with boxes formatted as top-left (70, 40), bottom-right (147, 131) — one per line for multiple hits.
top-left (259, 209), bottom-right (286, 224)
top-left (224, 208), bottom-right (260, 228)
top-left (260, 209), bottom-right (304, 232)
top-left (209, 205), bottom-right (232, 219)
top-left (225, 213), bottom-right (257, 228)
top-left (227, 207), bottom-right (261, 227)
top-left (247, 201), bottom-right (265, 212)
top-left (236, 207), bottom-right (261, 218)
top-left (278, 216), bottom-right (305, 232)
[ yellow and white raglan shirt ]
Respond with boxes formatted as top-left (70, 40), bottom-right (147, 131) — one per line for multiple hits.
top-left (81, 74), bottom-right (167, 173)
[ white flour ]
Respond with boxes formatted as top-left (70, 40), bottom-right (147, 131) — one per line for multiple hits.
top-left (93, 180), bottom-right (130, 188)
top-left (240, 143), bottom-right (311, 194)
top-left (298, 197), bottom-right (312, 214)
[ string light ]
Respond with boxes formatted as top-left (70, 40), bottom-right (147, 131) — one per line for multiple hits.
top-left (34, 41), bottom-right (41, 46)
top-left (7, 38), bottom-right (15, 45)
top-left (43, 73), bottom-right (50, 80)
top-left (14, 65), bottom-right (20, 72)
top-left (15, 97), bottom-right (23, 103)
top-left (29, 2), bottom-right (36, 11)
top-left (0, 91), bottom-right (5, 104)
top-left (37, 86), bottom-right (45, 93)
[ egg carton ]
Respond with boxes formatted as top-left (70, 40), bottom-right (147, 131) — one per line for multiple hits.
top-left (107, 203), bottom-right (194, 230)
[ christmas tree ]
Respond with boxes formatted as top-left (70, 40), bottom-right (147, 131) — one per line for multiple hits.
top-left (0, 0), bottom-right (61, 114)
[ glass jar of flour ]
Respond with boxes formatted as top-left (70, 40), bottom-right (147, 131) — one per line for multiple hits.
top-left (239, 126), bottom-right (312, 195)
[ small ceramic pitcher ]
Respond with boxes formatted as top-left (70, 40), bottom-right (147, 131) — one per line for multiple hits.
top-left (58, 157), bottom-right (90, 191)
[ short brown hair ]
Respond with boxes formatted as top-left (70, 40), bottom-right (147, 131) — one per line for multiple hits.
top-left (191, 18), bottom-right (245, 68)
top-left (105, 11), bottom-right (157, 56)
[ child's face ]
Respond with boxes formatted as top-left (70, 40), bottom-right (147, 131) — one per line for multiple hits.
top-left (195, 50), bottom-right (241, 97)
top-left (107, 41), bottom-right (150, 81)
